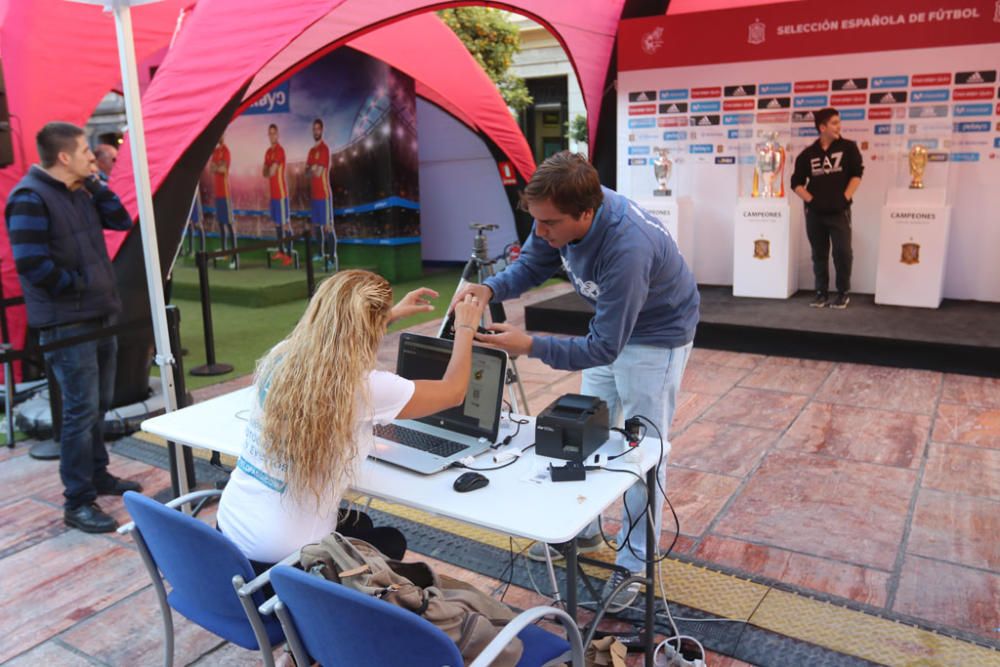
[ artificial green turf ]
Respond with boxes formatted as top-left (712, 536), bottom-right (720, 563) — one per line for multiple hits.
top-left (170, 261), bottom-right (362, 308)
top-left (166, 267), bottom-right (567, 392)
top-left (170, 267), bottom-right (466, 390)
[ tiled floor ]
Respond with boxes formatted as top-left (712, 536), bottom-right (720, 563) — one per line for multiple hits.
top-left (1, 282), bottom-right (998, 665)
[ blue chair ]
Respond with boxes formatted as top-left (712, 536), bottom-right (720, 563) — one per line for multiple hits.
top-left (121, 490), bottom-right (295, 667)
top-left (269, 564), bottom-right (584, 666)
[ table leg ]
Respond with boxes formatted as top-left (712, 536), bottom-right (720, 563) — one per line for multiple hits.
top-left (645, 467), bottom-right (656, 667)
top-left (566, 539), bottom-right (578, 620)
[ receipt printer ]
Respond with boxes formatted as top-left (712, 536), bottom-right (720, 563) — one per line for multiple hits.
top-left (535, 394), bottom-right (609, 462)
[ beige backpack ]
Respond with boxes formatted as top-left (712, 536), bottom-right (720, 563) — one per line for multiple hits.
top-left (300, 532), bottom-right (524, 666)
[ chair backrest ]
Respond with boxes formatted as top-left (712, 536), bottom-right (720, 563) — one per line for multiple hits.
top-left (270, 565), bottom-right (466, 667)
top-left (123, 491), bottom-right (272, 649)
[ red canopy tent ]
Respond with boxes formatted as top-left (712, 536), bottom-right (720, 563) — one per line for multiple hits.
top-left (106, 0), bottom-right (628, 235)
top-left (0, 0), bottom-right (656, 384)
top-left (0, 0), bottom-right (186, 370)
top-left (0, 0), bottom-right (573, 378)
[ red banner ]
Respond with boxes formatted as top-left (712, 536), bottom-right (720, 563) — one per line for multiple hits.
top-left (756, 111), bottom-right (790, 123)
top-left (628, 104), bottom-right (656, 115)
top-left (953, 87), bottom-right (996, 100)
top-left (911, 73), bottom-right (952, 86)
top-left (830, 93), bottom-right (866, 106)
top-left (723, 99), bottom-right (755, 110)
top-left (868, 108), bottom-right (893, 119)
top-left (691, 86), bottom-right (722, 98)
top-left (795, 80), bottom-right (829, 92)
top-left (619, 0), bottom-right (1000, 70)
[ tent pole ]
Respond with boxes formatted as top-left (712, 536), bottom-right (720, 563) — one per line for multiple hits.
top-left (72, 0), bottom-right (188, 500)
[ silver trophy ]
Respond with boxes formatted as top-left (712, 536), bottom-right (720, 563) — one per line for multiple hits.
top-left (652, 147), bottom-right (673, 196)
top-left (752, 132), bottom-right (785, 198)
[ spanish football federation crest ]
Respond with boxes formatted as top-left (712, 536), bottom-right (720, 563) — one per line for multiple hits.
top-left (753, 238), bottom-right (770, 260)
top-left (900, 242), bottom-right (920, 265)
top-left (642, 27), bottom-right (664, 55)
top-left (748, 18), bottom-right (765, 45)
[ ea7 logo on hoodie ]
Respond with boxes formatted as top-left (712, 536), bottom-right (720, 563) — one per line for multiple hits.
top-left (809, 152), bottom-right (843, 176)
top-left (561, 256), bottom-right (601, 300)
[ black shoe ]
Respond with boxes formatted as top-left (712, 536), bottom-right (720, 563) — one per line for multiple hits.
top-left (809, 292), bottom-right (829, 308)
top-left (95, 475), bottom-right (143, 496)
top-left (65, 503), bottom-right (119, 533)
top-left (830, 293), bottom-right (850, 309)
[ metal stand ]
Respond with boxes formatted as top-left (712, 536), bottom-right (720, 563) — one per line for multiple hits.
top-left (452, 224), bottom-right (530, 414)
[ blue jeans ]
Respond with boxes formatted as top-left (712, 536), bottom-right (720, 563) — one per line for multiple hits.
top-left (579, 342), bottom-right (693, 573)
top-left (40, 319), bottom-right (117, 509)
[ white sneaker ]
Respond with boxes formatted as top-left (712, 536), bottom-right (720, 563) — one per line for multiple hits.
top-left (602, 569), bottom-right (642, 613)
top-left (525, 534), bottom-right (605, 562)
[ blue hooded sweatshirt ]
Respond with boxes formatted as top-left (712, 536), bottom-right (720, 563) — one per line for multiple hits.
top-left (485, 187), bottom-right (699, 371)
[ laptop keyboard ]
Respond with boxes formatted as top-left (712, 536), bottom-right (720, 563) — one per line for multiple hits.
top-left (374, 423), bottom-right (469, 458)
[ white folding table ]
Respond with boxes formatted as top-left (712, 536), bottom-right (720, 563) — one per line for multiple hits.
top-left (142, 387), bottom-right (667, 665)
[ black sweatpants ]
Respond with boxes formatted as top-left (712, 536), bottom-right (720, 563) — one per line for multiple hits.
top-left (805, 208), bottom-right (852, 295)
top-left (243, 509), bottom-right (408, 581)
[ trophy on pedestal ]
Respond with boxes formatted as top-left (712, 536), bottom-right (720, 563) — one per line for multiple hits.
top-left (652, 147), bottom-right (673, 196)
top-left (908, 144), bottom-right (928, 189)
top-left (751, 132), bottom-right (786, 198)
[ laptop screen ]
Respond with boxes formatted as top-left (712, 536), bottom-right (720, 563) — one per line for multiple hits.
top-left (395, 333), bottom-right (507, 440)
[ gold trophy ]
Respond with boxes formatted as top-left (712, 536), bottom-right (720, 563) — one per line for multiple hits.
top-left (752, 132), bottom-right (786, 198)
top-left (908, 144), bottom-right (928, 189)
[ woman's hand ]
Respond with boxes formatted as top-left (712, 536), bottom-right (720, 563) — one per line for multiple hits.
top-left (389, 287), bottom-right (438, 324)
top-left (453, 293), bottom-right (486, 333)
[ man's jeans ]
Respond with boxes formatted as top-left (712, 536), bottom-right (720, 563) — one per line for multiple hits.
top-left (805, 207), bottom-right (852, 294)
top-left (40, 319), bottom-right (117, 509)
top-left (578, 342), bottom-right (693, 573)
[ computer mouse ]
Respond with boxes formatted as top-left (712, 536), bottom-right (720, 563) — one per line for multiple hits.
top-left (453, 471), bottom-right (489, 493)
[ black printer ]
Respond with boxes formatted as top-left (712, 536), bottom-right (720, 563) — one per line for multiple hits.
top-left (535, 394), bottom-right (610, 462)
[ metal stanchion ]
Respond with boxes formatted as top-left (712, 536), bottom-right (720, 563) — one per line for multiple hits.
top-left (165, 305), bottom-right (195, 496)
top-left (189, 250), bottom-right (234, 377)
top-left (304, 227), bottom-right (316, 298)
top-left (30, 362), bottom-right (62, 460)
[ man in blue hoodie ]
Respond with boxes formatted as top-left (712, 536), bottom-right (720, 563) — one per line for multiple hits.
top-left (457, 151), bottom-right (699, 611)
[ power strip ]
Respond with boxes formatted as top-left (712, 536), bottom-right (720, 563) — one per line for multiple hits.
top-left (617, 634), bottom-right (705, 667)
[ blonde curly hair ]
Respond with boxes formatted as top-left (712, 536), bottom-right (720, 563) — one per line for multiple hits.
top-left (257, 270), bottom-right (393, 506)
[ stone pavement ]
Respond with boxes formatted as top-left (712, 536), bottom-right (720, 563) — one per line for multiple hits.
top-left (1, 282), bottom-right (997, 665)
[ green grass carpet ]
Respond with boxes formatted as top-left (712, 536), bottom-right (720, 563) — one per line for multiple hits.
top-left (169, 268), bottom-right (465, 391)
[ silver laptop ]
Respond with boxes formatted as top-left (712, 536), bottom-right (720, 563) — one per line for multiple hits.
top-left (370, 333), bottom-right (508, 474)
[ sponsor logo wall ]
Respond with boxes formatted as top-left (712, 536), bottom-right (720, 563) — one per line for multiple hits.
top-left (617, 0), bottom-right (1000, 301)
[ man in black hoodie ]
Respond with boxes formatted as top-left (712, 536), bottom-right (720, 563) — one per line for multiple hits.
top-left (790, 107), bottom-right (864, 309)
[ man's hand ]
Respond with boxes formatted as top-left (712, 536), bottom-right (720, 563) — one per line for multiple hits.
top-left (474, 322), bottom-right (531, 357)
top-left (450, 283), bottom-right (492, 314)
top-left (390, 287), bottom-right (439, 323)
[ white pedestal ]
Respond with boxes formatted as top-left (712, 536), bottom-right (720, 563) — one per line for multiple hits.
top-left (875, 188), bottom-right (950, 308)
top-left (733, 197), bottom-right (795, 298)
top-left (636, 196), bottom-right (695, 261)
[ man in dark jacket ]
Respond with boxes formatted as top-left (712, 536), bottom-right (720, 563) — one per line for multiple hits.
top-left (790, 107), bottom-right (864, 309)
top-left (5, 122), bottom-right (141, 533)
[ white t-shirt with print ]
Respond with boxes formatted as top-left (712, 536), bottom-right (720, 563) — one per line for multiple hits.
top-left (217, 369), bottom-right (414, 563)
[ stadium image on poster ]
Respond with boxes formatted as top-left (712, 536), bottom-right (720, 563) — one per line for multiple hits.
top-left (199, 47), bottom-right (419, 248)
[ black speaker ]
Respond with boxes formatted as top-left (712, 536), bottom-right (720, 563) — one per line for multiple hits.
top-left (0, 61), bottom-right (13, 168)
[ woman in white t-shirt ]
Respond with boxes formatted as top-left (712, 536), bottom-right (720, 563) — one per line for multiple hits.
top-left (218, 269), bottom-right (485, 567)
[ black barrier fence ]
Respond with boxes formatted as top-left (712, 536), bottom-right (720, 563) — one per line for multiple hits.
top-left (0, 274), bottom-right (26, 447)
top-left (190, 229), bottom-right (316, 377)
top-left (0, 306), bottom-right (198, 497)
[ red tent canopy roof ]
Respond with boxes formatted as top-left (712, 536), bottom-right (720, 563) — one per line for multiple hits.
top-left (108, 0), bottom-right (626, 252)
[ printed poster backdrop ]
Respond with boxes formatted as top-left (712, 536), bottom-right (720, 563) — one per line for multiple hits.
top-left (617, 0), bottom-right (1000, 301)
top-left (199, 47), bottom-right (419, 246)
